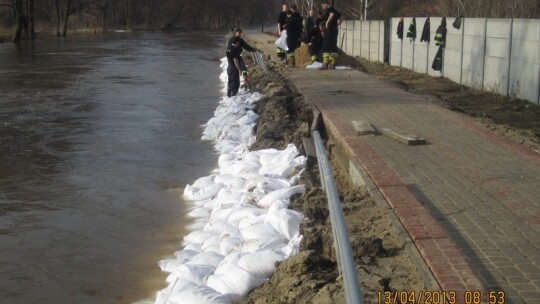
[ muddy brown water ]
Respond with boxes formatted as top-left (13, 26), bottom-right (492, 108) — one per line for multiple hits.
top-left (0, 32), bottom-right (224, 303)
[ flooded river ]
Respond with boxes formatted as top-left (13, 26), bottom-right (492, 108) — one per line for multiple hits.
top-left (0, 32), bottom-right (223, 303)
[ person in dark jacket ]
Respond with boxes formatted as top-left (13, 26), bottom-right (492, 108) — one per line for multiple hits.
top-left (304, 8), bottom-right (322, 42)
top-left (306, 21), bottom-right (325, 64)
top-left (229, 28), bottom-right (258, 90)
top-left (420, 17), bottom-right (430, 43)
top-left (321, 0), bottom-right (341, 69)
top-left (284, 4), bottom-right (303, 68)
top-left (226, 37), bottom-right (242, 97)
top-left (276, 3), bottom-right (289, 61)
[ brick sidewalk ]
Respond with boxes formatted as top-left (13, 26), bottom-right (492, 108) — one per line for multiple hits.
top-left (246, 31), bottom-right (540, 304)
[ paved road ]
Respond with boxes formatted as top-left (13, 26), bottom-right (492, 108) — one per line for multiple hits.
top-left (247, 30), bottom-right (540, 304)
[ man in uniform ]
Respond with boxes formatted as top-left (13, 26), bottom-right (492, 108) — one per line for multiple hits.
top-left (321, 0), bottom-right (341, 69)
top-left (303, 8), bottom-right (322, 43)
top-left (284, 4), bottom-right (303, 68)
top-left (276, 3), bottom-right (289, 61)
top-left (230, 28), bottom-right (258, 90)
top-left (306, 20), bottom-right (325, 64)
top-left (226, 37), bottom-right (242, 97)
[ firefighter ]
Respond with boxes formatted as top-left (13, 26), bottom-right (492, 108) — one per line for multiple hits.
top-left (284, 4), bottom-right (303, 68)
top-left (231, 28), bottom-right (258, 90)
top-left (304, 8), bottom-right (322, 43)
top-left (306, 21), bottom-right (325, 65)
top-left (226, 37), bottom-right (242, 97)
top-left (276, 3), bottom-right (289, 61)
top-left (321, 0), bottom-right (341, 69)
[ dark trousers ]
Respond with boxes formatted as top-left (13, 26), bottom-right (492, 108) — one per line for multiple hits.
top-left (286, 34), bottom-right (300, 55)
top-left (227, 64), bottom-right (240, 97)
top-left (308, 44), bottom-right (321, 57)
top-left (327, 28), bottom-right (338, 53)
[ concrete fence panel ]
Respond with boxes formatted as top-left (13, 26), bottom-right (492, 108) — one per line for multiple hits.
top-left (428, 17), bottom-right (444, 77)
top-left (390, 18), bottom-right (403, 66)
top-left (509, 19), bottom-right (540, 102)
top-left (462, 18), bottom-right (487, 89)
top-left (346, 20), bottom-right (354, 55)
top-left (379, 21), bottom-right (385, 62)
top-left (338, 17), bottom-right (539, 104)
top-left (338, 20), bottom-right (349, 54)
top-left (361, 21), bottom-right (370, 59)
top-left (443, 17), bottom-right (464, 84)
top-left (353, 20), bottom-right (362, 57)
top-left (369, 20), bottom-right (380, 61)
top-left (413, 17), bottom-right (429, 73)
top-left (402, 17), bottom-right (415, 69)
top-left (484, 19), bottom-right (512, 95)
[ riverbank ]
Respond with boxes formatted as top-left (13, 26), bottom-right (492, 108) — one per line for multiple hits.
top-left (238, 55), bottom-right (430, 303)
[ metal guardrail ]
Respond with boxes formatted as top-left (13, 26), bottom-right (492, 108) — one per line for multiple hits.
top-left (250, 51), bottom-right (268, 74)
top-left (312, 130), bottom-right (363, 304)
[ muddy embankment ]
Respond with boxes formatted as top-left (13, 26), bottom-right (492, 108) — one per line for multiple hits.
top-left (238, 56), bottom-right (428, 303)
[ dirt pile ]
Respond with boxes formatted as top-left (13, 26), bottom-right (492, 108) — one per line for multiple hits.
top-left (238, 56), bottom-right (428, 304)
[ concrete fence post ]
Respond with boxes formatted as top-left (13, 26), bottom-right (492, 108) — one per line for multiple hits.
top-left (538, 23), bottom-right (540, 105)
top-left (459, 18), bottom-right (466, 84)
top-left (368, 21), bottom-right (372, 61)
top-left (481, 18), bottom-right (488, 90)
top-left (506, 18), bottom-right (514, 96)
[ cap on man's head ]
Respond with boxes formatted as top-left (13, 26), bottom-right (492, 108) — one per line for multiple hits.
top-left (290, 4), bottom-right (297, 10)
top-left (235, 28), bottom-right (242, 33)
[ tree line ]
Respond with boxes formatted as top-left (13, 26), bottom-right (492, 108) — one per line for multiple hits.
top-left (0, 0), bottom-right (283, 42)
top-left (2, 0), bottom-right (539, 43)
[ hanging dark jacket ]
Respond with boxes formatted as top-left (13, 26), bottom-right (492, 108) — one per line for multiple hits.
top-left (453, 16), bottom-right (463, 30)
top-left (432, 45), bottom-right (444, 71)
top-left (406, 17), bottom-right (416, 40)
top-left (434, 17), bottom-right (447, 46)
top-left (420, 17), bottom-right (430, 43)
top-left (397, 17), bottom-right (404, 39)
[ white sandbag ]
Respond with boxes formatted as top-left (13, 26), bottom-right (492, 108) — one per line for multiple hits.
top-left (186, 251), bottom-right (224, 268)
top-left (184, 182), bottom-right (225, 201)
top-left (227, 207), bottom-right (267, 225)
top-left (281, 233), bottom-right (304, 257)
top-left (219, 233), bottom-right (243, 255)
top-left (160, 279), bottom-right (231, 304)
top-left (201, 235), bottom-right (220, 252)
top-left (265, 209), bottom-right (305, 240)
top-left (257, 185), bottom-right (306, 208)
top-left (172, 264), bottom-right (216, 285)
top-left (204, 220), bottom-right (238, 236)
top-left (268, 199), bottom-right (290, 212)
top-left (259, 163), bottom-right (296, 178)
top-left (237, 249), bottom-right (285, 279)
top-left (183, 230), bottom-right (212, 246)
top-left (256, 176), bottom-right (291, 192)
top-left (240, 223), bottom-right (283, 243)
top-left (306, 61), bottom-right (323, 69)
top-left (207, 262), bottom-right (266, 301)
top-left (242, 237), bottom-right (289, 253)
top-left (158, 258), bottom-right (185, 273)
top-left (274, 30), bottom-right (289, 51)
top-left (174, 249), bottom-right (199, 261)
top-left (187, 207), bottom-right (211, 219)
